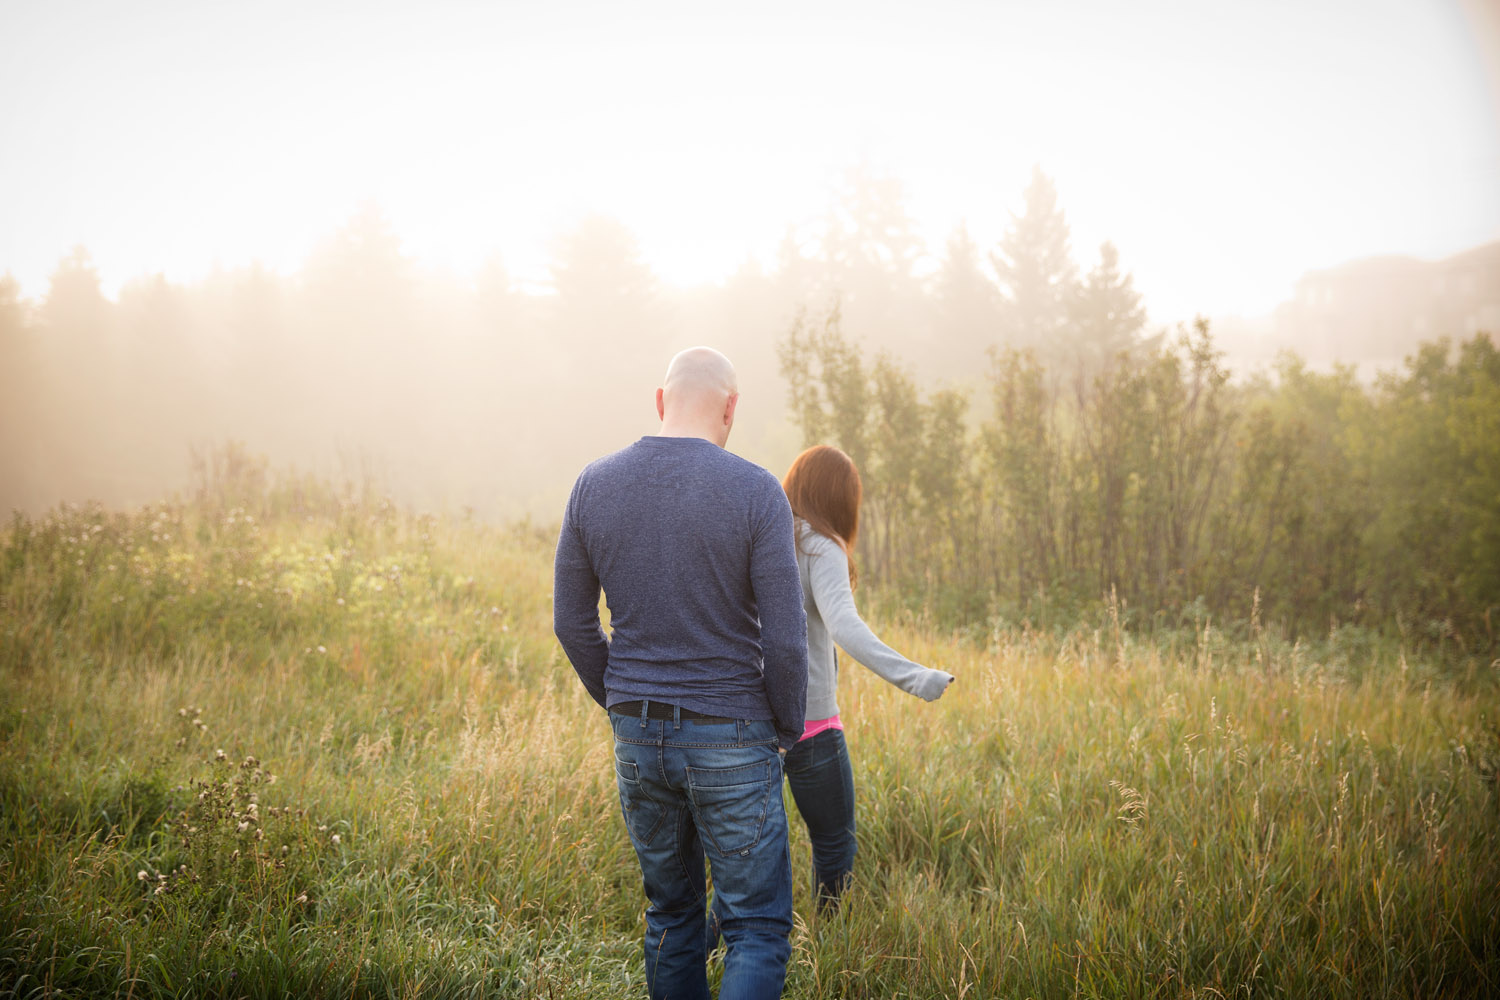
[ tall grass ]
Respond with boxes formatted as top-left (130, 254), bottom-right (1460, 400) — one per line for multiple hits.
top-left (2, 474), bottom-right (1496, 998)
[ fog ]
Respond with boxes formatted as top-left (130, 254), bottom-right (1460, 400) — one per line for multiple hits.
top-left (2, 0), bottom-right (1498, 516)
top-left (0, 175), bottom-right (1062, 517)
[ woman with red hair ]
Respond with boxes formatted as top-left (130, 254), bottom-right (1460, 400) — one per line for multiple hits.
top-left (779, 444), bottom-right (954, 912)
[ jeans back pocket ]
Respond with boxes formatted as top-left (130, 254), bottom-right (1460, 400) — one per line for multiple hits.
top-left (615, 757), bottom-right (665, 848)
top-left (684, 757), bottom-right (778, 858)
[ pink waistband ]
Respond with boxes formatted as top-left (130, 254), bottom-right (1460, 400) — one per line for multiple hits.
top-left (799, 714), bottom-right (844, 742)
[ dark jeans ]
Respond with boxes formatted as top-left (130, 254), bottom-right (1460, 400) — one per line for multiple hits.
top-left (783, 727), bottom-right (857, 910)
top-left (611, 708), bottom-right (794, 1000)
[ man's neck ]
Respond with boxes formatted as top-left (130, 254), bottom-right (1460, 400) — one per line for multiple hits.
top-left (656, 421), bottom-right (724, 446)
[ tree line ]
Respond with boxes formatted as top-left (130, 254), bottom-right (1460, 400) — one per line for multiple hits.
top-left (781, 305), bottom-right (1500, 652)
top-left (0, 165), bottom-right (1147, 519)
top-left (3, 164), bottom-right (1494, 650)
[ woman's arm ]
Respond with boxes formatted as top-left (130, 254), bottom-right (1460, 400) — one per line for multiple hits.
top-left (805, 534), bottom-right (954, 701)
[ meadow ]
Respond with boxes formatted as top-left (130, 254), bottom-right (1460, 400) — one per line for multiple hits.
top-left (1, 473), bottom-right (1496, 999)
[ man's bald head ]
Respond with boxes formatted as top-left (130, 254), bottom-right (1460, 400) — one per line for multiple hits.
top-left (657, 347), bottom-right (740, 447)
top-left (663, 347), bottom-right (738, 398)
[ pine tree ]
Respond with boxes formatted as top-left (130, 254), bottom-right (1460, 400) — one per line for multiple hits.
top-left (818, 164), bottom-right (927, 358)
top-left (991, 166), bottom-right (1078, 357)
top-left (1070, 241), bottom-right (1146, 372)
top-left (934, 222), bottom-right (1000, 378)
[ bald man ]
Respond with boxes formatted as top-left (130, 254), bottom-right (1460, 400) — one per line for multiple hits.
top-left (553, 347), bottom-right (808, 1000)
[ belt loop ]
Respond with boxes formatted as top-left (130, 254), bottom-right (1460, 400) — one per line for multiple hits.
top-left (736, 718), bottom-right (745, 744)
top-left (639, 700), bottom-right (648, 729)
top-left (672, 704), bottom-right (681, 731)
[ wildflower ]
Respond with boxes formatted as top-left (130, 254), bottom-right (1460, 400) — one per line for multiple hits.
top-left (238, 821), bottom-right (250, 832)
top-left (254, 829), bottom-right (264, 841)
top-left (137, 870), bottom-right (147, 881)
top-left (336, 598), bottom-right (345, 606)
top-left (281, 845), bottom-right (289, 855)
top-left (215, 749), bottom-right (227, 761)
top-left (154, 885), bottom-right (167, 896)
top-left (331, 834), bottom-right (341, 845)
top-left (317, 645), bottom-right (327, 654)
top-left (296, 893), bottom-right (308, 904)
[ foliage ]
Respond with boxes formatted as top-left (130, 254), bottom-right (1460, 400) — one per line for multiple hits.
top-left (780, 306), bottom-right (1500, 654)
top-left (1357, 336), bottom-right (1500, 642)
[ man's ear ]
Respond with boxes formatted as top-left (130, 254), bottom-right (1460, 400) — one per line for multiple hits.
top-left (656, 387), bottom-right (666, 421)
top-left (723, 392), bottom-right (740, 428)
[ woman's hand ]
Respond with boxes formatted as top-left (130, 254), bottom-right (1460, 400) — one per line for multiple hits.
top-left (913, 668), bottom-right (955, 702)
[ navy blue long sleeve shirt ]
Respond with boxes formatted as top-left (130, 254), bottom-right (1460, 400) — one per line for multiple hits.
top-left (552, 436), bottom-right (809, 749)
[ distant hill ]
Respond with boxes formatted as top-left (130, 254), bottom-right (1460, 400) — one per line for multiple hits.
top-left (1269, 240), bottom-right (1500, 368)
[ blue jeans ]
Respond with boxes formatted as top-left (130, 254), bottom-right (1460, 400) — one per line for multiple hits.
top-left (782, 727), bottom-right (856, 911)
top-left (611, 707), bottom-right (794, 1000)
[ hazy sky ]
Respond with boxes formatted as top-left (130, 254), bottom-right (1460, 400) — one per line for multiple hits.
top-left (2, 0), bottom-right (1496, 322)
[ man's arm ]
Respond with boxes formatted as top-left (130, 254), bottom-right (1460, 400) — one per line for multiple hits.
top-left (750, 487), bottom-right (809, 750)
top-left (553, 485), bottom-right (609, 708)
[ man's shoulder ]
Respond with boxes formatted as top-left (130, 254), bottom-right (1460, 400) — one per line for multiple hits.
top-left (715, 447), bottom-right (783, 488)
top-left (572, 440), bottom-right (645, 483)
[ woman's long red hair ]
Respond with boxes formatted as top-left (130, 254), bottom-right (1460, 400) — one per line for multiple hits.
top-left (782, 444), bottom-right (861, 588)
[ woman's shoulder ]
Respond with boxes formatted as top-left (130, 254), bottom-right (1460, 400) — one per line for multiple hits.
top-left (795, 520), bottom-right (847, 558)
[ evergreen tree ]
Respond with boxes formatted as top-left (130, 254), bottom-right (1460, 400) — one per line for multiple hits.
top-left (1070, 241), bottom-right (1146, 373)
top-left (40, 246), bottom-right (111, 347)
top-left (818, 164), bottom-right (927, 359)
top-left (548, 214), bottom-right (662, 357)
top-left (823, 165), bottom-right (924, 291)
top-left (934, 222), bottom-right (1000, 379)
top-left (991, 166), bottom-right (1078, 357)
top-left (547, 214), bottom-right (669, 467)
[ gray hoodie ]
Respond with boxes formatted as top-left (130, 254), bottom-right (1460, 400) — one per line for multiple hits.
top-left (795, 522), bottom-right (954, 720)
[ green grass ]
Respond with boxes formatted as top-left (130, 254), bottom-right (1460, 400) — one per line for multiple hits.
top-left (2, 489), bottom-right (1497, 998)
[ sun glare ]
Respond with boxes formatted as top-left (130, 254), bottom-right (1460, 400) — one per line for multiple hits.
top-left (0, 0), bottom-right (1495, 319)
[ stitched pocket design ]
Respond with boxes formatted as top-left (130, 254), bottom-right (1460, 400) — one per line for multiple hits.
top-left (615, 757), bottom-right (664, 847)
top-left (685, 758), bottom-right (777, 857)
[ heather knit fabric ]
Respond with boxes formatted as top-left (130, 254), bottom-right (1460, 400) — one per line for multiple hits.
top-left (553, 436), bottom-right (809, 750)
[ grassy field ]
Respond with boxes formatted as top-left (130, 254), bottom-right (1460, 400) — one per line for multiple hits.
top-left (1, 483), bottom-right (1497, 998)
